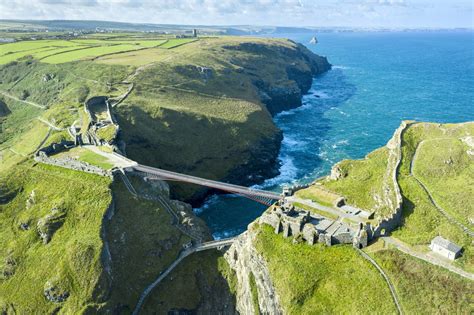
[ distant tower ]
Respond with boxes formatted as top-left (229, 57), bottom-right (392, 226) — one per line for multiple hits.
top-left (193, 29), bottom-right (197, 37)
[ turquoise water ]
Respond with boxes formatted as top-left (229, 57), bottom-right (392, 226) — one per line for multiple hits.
top-left (196, 31), bottom-right (474, 238)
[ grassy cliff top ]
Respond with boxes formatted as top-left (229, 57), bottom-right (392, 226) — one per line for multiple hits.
top-left (297, 121), bottom-right (474, 272)
top-left (0, 34), bottom-right (330, 312)
top-left (0, 35), bottom-right (329, 201)
top-left (254, 122), bottom-right (473, 314)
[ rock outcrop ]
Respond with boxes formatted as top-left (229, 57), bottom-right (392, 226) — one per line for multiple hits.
top-left (225, 227), bottom-right (283, 315)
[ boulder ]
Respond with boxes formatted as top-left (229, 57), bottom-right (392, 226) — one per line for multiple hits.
top-left (44, 281), bottom-right (70, 303)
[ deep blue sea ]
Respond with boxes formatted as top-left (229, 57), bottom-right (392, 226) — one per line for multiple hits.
top-left (196, 31), bottom-right (474, 238)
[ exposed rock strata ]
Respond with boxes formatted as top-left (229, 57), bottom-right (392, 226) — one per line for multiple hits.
top-left (225, 227), bottom-right (283, 315)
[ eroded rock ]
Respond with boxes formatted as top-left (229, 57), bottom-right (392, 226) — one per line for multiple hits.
top-left (37, 207), bottom-right (67, 244)
top-left (44, 281), bottom-right (69, 303)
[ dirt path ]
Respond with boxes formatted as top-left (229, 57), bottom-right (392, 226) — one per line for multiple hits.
top-left (382, 237), bottom-right (474, 280)
top-left (0, 90), bottom-right (46, 109)
top-left (411, 141), bottom-right (474, 237)
top-left (356, 248), bottom-right (403, 314)
top-left (37, 117), bottom-right (64, 131)
top-left (132, 238), bottom-right (236, 315)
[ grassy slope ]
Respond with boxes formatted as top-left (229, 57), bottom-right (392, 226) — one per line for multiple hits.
top-left (0, 163), bottom-right (112, 313)
top-left (301, 146), bottom-right (393, 219)
top-left (392, 122), bottom-right (474, 272)
top-left (113, 37), bottom-right (319, 200)
top-left (371, 249), bottom-right (473, 314)
top-left (254, 224), bottom-right (397, 314)
top-left (142, 250), bottom-right (237, 314)
top-left (100, 181), bottom-right (189, 313)
top-left (413, 137), bottom-right (473, 226)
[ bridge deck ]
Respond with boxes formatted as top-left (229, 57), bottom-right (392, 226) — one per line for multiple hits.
top-left (127, 164), bottom-right (282, 200)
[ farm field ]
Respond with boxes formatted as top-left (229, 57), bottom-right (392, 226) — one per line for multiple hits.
top-left (0, 38), bottom-right (196, 64)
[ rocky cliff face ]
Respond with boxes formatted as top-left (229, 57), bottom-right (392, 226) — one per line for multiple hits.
top-left (219, 41), bottom-right (331, 195)
top-left (259, 43), bottom-right (331, 115)
top-left (225, 226), bottom-right (283, 314)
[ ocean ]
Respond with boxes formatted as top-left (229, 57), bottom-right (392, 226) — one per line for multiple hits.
top-left (195, 31), bottom-right (474, 239)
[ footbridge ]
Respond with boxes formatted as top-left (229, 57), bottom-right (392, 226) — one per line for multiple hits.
top-left (124, 163), bottom-right (282, 206)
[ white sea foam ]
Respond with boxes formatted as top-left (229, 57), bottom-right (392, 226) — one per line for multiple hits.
top-left (336, 139), bottom-right (350, 145)
top-left (332, 65), bottom-right (350, 70)
top-left (213, 228), bottom-right (243, 240)
top-left (282, 135), bottom-right (307, 148)
top-left (254, 154), bottom-right (298, 189)
top-left (338, 109), bottom-right (350, 116)
top-left (193, 194), bottom-right (220, 215)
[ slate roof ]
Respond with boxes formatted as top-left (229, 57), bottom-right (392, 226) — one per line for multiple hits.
top-left (431, 236), bottom-right (462, 253)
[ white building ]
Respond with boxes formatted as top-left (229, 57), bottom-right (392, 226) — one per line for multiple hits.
top-left (429, 236), bottom-right (462, 260)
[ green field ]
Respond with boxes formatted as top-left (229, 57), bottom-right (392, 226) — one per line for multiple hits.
top-left (159, 38), bottom-right (198, 49)
top-left (0, 163), bottom-right (113, 313)
top-left (392, 122), bottom-right (474, 272)
top-left (53, 147), bottom-right (114, 170)
top-left (305, 147), bottom-right (394, 219)
top-left (370, 248), bottom-right (473, 314)
top-left (0, 38), bottom-right (194, 64)
top-left (254, 224), bottom-right (397, 314)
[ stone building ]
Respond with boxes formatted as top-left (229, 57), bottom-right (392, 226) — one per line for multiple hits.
top-left (429, 236), bottom-right (462, 260)
top-left (259, 200), bottom-right (367, 248)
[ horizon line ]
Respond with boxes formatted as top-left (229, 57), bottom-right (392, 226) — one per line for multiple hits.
top-left (1, 18), bottom-right (473, 31)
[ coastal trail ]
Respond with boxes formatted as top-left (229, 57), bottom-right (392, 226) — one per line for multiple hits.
top-left (410, 140), bottom-right (474, 237)
top-left (382, 236), bottom-right (474, 280)
top-left (132, 238), bottom-right (236, 315)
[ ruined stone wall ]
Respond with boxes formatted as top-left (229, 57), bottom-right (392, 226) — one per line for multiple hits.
top-left (35, 153), bottom-right (112, 177)
top-left (370, 121), bottom-right (410, 238)
top-left (35, 136), bottom-right (113, 177)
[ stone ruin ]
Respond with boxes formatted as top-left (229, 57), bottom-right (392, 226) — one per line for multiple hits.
top-left (259, 200), bottom-right (368, 248)
top-left (34, 141), bottom-right (112, 178)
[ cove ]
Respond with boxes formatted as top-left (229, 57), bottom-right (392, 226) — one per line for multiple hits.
top-left (196, 31), bottom-right (474, 238)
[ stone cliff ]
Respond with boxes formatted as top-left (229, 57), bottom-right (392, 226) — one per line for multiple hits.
top-left (116, 37), bottom-right (331, 204)
top-left (225, 226), bottom-right (283, 314)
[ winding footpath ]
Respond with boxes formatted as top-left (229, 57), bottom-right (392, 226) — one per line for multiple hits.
top-left (411, 141), bottom-right (474, 237)
top-left (356, 248), bottom-right (403, 315)
top-left (0, 90), bottom-right (46, 109)
top-left (132, 238), bottom-right (236, 315)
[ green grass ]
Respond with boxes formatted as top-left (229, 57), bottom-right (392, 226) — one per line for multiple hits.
top-left (249, 272), bottom-right (260, 314)
top-left (0, 162), bottom-right (113, 313)
top-left (141, 250), bottom-right (237, 313)
top-left (371, 248), bottom-right (473, 314)
top-left (0, 38), bottom-right (169, 65)
top-left (159, 38), bottom-right (198, 49)
top-left (254, 224), bottom-right (397, 314)
top-left (53, 147), bottom-right (114, 170)
top-left (413, 137), bottom-right (473, 226)
top-left (292, 202), bottom-right (339, 220)
top-left (321, 147), bottom-right (394, 218)
top-left (95, 124), bottom-right (117, 144)
top-left (295, 185), bottom-right (340, 207)
top-left (392, 122), bottom-right (474, 273)
top-left (41, 44), bottom-right (145, 64)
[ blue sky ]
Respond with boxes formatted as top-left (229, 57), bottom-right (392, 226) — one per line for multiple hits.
top-left (1, 0), bottom-right (472, 28)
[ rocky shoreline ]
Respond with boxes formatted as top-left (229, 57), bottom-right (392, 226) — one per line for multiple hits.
top-left (215, 47), bottom-right (331, 203)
